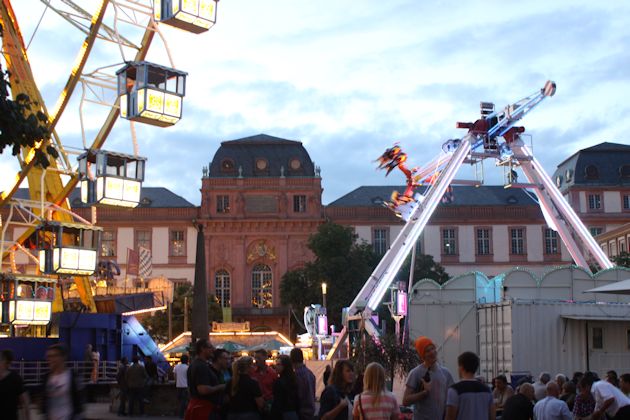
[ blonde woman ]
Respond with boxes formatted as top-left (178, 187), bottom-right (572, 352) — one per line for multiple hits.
top-left (353, 363), bottom-right (399, 420)
top-left (225, 356), bottom-right (264, 420)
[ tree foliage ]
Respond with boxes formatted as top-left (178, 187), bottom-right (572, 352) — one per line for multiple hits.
top-left (398, 252), bottom-right (450, 286)
top-left (143, 283), bottom-right (223, 344)
top-left (280, 222), bottom-right (380, 331)
top-left (0, 26), bottom-right (57, 169)
top-left (350, 331), bottom-right (419, 390)
top-left (613, 252), bottom-right (630, 268)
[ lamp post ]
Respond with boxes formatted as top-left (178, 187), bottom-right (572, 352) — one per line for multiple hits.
top-left (321, 282), bottom-right (327, 309)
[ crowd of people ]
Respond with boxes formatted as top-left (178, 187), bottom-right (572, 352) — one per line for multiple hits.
top-left (2, 337), bottom-right (630, 420)
top-left (162, 335), bottom-right (630, 420)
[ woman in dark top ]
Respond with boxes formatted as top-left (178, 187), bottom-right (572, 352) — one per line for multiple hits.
top-left (226, 356), bottom-right (264, 420)
top-left (319, 360), bottom-right (356, 420)
top-left (271, 355), bottom-right (300, 420)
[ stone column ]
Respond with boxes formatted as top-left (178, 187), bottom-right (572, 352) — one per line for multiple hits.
top-left (191, 224), bottom-right (209, 347)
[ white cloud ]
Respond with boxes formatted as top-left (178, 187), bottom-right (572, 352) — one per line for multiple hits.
top-left (2, 0), bottom-right (630, 206)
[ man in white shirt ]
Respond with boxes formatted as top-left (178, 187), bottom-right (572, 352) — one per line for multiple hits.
top-left (587, 375), bottom-right (630, 420)
top-left (174, 354), bottom-right (189, 418)
top-left (533, 382), bottom-right (571, 420)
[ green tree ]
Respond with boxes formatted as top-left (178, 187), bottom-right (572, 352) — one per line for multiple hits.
top-left (280, 222), bottom-right (379, 331)
top-left (613, 252), bottom-right (630, 268)
top-left (143, 284), bottom-right (223, 344)
top-left (398, 252), bottom-right (450, 286)
top-left (0, 26), bottom-right (57, 168)
top-left (350, 331), bottom-right (419, 391)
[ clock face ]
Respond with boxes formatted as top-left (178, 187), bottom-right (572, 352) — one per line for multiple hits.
top-left (256, 159), bottom-right (268, 170)
top-left (290, 158), bottom-right (301, 170)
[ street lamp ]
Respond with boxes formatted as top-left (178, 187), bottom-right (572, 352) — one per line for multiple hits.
top-left (321, 282), bottom-right (327, 308)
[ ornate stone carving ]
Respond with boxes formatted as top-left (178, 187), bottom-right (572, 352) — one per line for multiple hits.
top-left (246, 240), bottom-right (277, 264)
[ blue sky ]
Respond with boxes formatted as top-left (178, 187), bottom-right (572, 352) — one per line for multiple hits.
top-left (2, 0), bottom-right (629, 205)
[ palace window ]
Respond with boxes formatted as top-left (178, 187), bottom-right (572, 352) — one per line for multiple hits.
top-left (101, 230), bottom-right (116, 257)
top-left (217, 195), bottom-right (230, 213)
top-left (170, 230), bottom-right (186, 256)
top-left (215, 269), bottom-right (231, 308)
top-left (373, 228), bottom-right (388, 256)
top-left (544, 228), bottom-right (559, 254)
top-left (135, 230), bottom-right (151, 251)
top-left (252, 264), bottom-right (272, 308)
top-left (510, 228), bottom-right (525, 255)
top-left (293, 195), bottom-right (307, 213)
top-left (476, 228), bottom-right (491, 255)
top-left (442, 228), bottom-right (457, 255)
top-left (588, 194), bottom-right (602, 210)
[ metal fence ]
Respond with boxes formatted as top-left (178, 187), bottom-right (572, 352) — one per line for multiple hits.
top-left (12, 360), bottom-right (119, 385)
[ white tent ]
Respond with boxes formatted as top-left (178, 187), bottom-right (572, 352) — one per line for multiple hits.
top-left (584, 279), bottom-right (630, 295)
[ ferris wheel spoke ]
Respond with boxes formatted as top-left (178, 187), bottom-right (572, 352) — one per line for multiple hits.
top-left (48, 0), bottom-right (109, 129)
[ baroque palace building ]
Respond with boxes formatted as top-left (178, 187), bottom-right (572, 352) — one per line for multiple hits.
top-left (5, 138), bottom-right (628, 336)
top-left (199, 134), bottom-right (323, 332)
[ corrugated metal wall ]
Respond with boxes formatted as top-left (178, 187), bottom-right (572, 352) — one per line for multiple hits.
top-left (409, 266), bottom-right (630, 380)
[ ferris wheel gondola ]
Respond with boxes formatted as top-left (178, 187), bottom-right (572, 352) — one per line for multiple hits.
top-left (0, 0), bottom-right (220, 315)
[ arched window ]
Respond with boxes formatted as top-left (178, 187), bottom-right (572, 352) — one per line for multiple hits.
top-left (251, 264), bottom-right (272, 308)
top-left (215, 269), bottom-right (231, 308)
top-left (584, 164), bottom-right (599, 180)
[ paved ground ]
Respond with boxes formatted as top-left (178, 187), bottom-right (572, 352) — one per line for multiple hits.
top-left (30, 403), bottom-right (181, 420)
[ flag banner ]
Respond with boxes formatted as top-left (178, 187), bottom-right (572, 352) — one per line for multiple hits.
top-left (127, 248), bottom-right (139, 276)
top-left (139, 246), bottom-right (152, 278)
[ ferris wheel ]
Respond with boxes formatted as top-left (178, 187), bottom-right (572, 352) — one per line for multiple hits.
top-left (0, 0), bottom-right (219, 315)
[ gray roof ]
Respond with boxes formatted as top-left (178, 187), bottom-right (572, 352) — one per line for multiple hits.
top-left (553, 142), bottom-right (630, 192)
top-left (328, 185), bottom-right (537, 207)
top-left (13, 187), bottom-right (195, 208)
top-left (207, 134), bottom-right (316, 178)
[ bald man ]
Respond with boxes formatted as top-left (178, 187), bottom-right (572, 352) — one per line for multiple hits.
top-left (502, 383), bottom-right (535, 420)
top-left (533, 382), bottom-right (571, 420)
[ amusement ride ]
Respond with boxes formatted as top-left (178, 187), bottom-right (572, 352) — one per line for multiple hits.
top-left (0, 0), bottom-right (219, 331)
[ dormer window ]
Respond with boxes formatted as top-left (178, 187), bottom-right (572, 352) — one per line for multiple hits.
top-left (620, 164), bottom-right (630, 179)
top-left (289, 158), bottom-right (301, 170)
top-left (556, 175), bottom-right (563, 188)
top-left (585, 164), bottom-right (599, 180)
top-left (221, 159), bottom-right (235, 172)
top-left (565, 169), bottom-right (573, 182)
top-left (256, 158), bottom-right (268, 170)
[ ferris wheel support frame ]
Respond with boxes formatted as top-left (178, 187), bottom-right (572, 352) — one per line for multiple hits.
top-left (1, 0), bottom-right (158, 313)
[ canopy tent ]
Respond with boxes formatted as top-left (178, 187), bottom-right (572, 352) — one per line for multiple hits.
top-left (164, 344), bottom-right (189, 354)
top-left (216, 341), bottom-right (247, 353)
top-left (247, 339), bottom-right (285, 352)
top-left (584, 279), bottom-right (630, 295)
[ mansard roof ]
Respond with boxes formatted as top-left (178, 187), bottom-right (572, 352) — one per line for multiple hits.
top-left (207, 134), bottom-right (316, 178)
top-left (553, 142), bottom-right (630, 192)
top-left (14, 187), bottom-right (195, 208)
top-left (327, 185), bottom-right (537, 207)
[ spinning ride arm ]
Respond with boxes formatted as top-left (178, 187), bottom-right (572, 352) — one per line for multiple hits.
top-left (511, 142), bottom-right (613, 271)
top-left (327, 81), bottom-right (557, 359)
